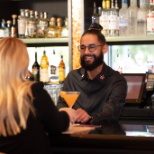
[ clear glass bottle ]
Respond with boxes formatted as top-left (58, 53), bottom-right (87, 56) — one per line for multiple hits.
top-left (18, 9), bottom-right (27, 38)
top-left (0, 19), bottom-right (9, 38)
top-left (40, 50), bottom-right (49, 83)
top-left (27, 10), bottom-right (37, 38)
top-left (137, 0), bottom-right (147, 36)
top-left (6, 20), bottom-right (11, 37)
top-left (61, 18), bottom-right (69, 37)
top-left (147, 0), bottom-right (154, 35)
top-left (36, 11), bottom-right (48, 38)
top-left (105, 0), bottom-right (111, 36)
top-left (128, 0), bottom-right (138, 36)
top-left (56, 18), bottom-right (62, 37)
top-left (108, 0), bottom-right (119, 36)
top-left (46, 17), bottom-right (57, 38)
top-left (92, 2), bottom-right (99, 23)
top-left (119, 0), bottom-right (129, 36)
top-left (24, 9), bottom-right (30, 38)
top-left (99, 0), bottom-right (108, 36)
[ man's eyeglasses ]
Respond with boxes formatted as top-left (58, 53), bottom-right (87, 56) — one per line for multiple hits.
top-left (78, 44), bottom-right (103, 53)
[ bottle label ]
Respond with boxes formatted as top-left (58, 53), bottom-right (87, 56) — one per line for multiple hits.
top-left (18, 19), bottom-right (26, 35)
top-left (58, 67), bottom-right (65, 82)
top-left (40, 68), bottom-right (49, 82)
top-left (41, 59), bottom-right (47, 66)
top-left (108, 14), bottom-right (119, 30)
top-left (147, 12), bottom-right (154, 32)
top-left (28, 21), bottom-right (37, 37)
top-left (99, 12), bottom-right (108, 30)
top-left (50, 65), bottom-right (56, 75)
top-left (0, 30), bottom-right (5, 37)
top-left (119, 19), bottom-right (128, 27)
top-left (32, 68), bottom-right (39, 81)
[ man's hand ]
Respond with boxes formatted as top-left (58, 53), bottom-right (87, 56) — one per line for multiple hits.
top-left (76, 108), bottom-right (90, 123)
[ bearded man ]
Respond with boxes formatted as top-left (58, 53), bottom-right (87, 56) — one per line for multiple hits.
top-left (57, 23), bottom-right (127, 125)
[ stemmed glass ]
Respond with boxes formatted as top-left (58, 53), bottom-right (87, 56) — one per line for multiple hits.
top-left (60, 91), bottom-right (80, 108)
top-left (60, 91), bottom-right (80, 127)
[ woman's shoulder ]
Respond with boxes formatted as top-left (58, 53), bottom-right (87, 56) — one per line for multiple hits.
top-left (31, 82), bottom-right (45, 96)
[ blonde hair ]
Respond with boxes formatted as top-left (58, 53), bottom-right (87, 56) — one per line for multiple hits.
top-left (0, 37), bottom-right (35, 136)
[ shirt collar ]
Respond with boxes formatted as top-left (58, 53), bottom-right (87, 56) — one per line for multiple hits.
top-left (80, 63), bottom-right (109, 82)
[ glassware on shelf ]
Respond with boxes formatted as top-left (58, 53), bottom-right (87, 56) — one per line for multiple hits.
top-left (147, 0), bottom-right (154, 35)
top-left (61, 18), bottom-right (69, 38)
top-left (46, 17), bottom-right (57, 38)
top-left (137, 0), bottom-right (147, 36)
top-left (119, 0), bottom-right (129, 36)
top-left (128, 0), bottom-right (138, 36)
top-left (108, 0), bottom-right (119, 36)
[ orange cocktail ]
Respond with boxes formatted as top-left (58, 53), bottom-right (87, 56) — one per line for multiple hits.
top-left (60, 91), bottom-right (80, 108)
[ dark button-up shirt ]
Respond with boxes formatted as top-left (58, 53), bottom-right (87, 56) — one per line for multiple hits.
top-left (57, 63), bottom-right (127, 125)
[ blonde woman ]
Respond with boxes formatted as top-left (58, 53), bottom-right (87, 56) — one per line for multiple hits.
top-left (0, 37), bottom-right (77, 154)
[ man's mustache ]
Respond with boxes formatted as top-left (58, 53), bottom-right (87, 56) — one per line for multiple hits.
top-left (82, 54), bottom-right (95, 58)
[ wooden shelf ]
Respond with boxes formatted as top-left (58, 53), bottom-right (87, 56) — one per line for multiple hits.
top-left (19, 36), bottom-right (154, 45)
top-left (20, 38), bottom-right (69, 44)
top-left (106, 36), bottom-right (154, 43)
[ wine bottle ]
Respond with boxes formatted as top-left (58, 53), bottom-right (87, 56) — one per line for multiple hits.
top-left (32, 51), bottom-right (40, 82)
top-left (40, 50), bottom-right (49, 83)
top-left (58, 55), bottom-right (65, 84)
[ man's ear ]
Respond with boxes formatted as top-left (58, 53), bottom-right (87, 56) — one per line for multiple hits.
top-left (102, 44), bottom-right (108, 54)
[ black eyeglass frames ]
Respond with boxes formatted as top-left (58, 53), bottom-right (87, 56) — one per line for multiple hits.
top-left (78, 44), bottom-right (103, 53)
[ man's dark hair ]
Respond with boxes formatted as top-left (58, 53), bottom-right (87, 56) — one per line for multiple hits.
top-left (82, 23), bottom-right (106, 45)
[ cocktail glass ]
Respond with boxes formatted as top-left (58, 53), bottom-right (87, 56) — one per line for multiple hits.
top-left (60, 91), bottom-right (80, 108)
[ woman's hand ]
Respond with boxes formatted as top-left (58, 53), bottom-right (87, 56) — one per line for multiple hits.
top-left (59, 107), bottom-right (77, 124)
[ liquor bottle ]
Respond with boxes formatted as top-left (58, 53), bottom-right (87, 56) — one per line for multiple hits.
top-left (137, 0), bottom-right (147, 36)
top-left (61, 18), bottom-right (69, 37)
top-left (128, 0), bottom-right (138, 36)
top-left (0, 19), bottom-right (9, 38)
top-left (43, 11), bottom-right (49, 36)
top-left (99, 0), bottom-right (107, 36)
top-left (58, 55), bottom-right (65, 84)
top-left (32, 51), bottom-right (40, 82)
top-left (6, 20), bottom-right (11, 37)
top-left (49, 49), bottom-right (59, 84)
top-left (108, 0), bottom-right (119, 36)
top-left (46, 17), bottom-right (57, 38)
top-left (10, 14), bottom-right (17, 37)
top-left (119, 0), bottom-right (129, 36)
top-left (27, 10), bottom-right (37, 38)
top-left (36, 11), bottom-right (48, 38)
top-left (18, 9), bottom-right (26, 38)
top-left (24, 9), bottom-right (30, 38)
top-left (40, 50), bottom-right (49, 83)
top-left (105, 0), bottom-right (111, 36)
top-left (115, 0), bottom-right (119, 10)
top-left (92, 2), bottom-right (99, 23)
top-left (56, 18), bottom-right (62, 37)
top-left (147, 0), bottom-right (154, 35)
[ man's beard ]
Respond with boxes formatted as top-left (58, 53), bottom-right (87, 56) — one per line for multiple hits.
top-left (80, 52), bottom-right (103, 71)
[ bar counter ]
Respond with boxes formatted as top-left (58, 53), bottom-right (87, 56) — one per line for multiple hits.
top-left (49, 120), bottom-right (154, 154)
